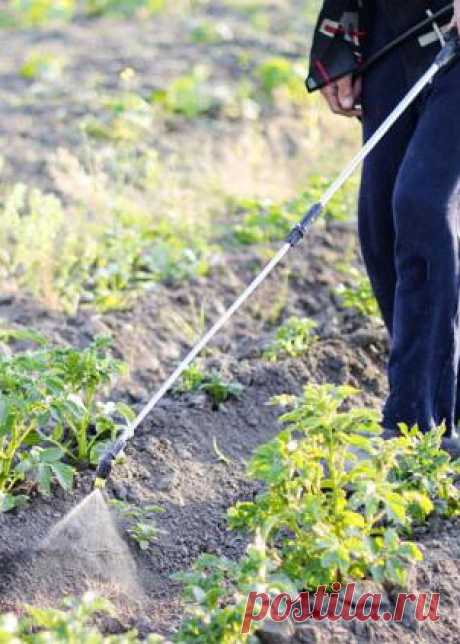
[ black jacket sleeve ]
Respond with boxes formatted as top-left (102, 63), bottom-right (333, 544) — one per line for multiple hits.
top-left (307, 0), bottom-right (364, 92)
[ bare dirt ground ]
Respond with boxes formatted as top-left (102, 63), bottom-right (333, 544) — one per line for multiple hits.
top-left (0, 2), bottom-right (459, 643)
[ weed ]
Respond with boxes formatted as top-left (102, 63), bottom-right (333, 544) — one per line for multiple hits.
top-left (82, 91), bottom-right (154, 142)
top-left (8, 0), bottom-right (75, 26)
top-left (3, 0), bottom-right (170, 26)
top-left (109, 499), bottom-right (164, 550)
top-left (85, 0), bottom-right (166, 18)
top-left (212, 436), bottom-right (232, 465)
top-left (178, 365), bottom-right (207, 393)
top-left (264, 316), bottom-right (317, 361)
top-left (190, 20), bottom-right (233, 45)
top-left (0, 172), bottom-right (211, 313)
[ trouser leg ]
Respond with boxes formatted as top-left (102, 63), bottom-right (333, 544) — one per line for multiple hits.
top-left (358, 19), bottom-right (417, 334)
top-left (383, 59), bottom-right (460, 434)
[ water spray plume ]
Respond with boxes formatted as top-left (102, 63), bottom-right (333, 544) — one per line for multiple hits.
top-left (41, 489), bottom-right (141, 597)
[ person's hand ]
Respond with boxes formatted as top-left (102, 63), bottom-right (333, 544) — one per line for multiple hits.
top-left (320, 74), bottom-right (362, 118)
top-left (449, 0), bottom-right (460, 32)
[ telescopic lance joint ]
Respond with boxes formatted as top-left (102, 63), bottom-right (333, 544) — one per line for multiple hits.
top-left (286, 203), bottom-right (324, 247)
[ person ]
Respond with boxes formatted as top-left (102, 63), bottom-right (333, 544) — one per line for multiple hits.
top-left (308, 1), bottom-right (460, 454)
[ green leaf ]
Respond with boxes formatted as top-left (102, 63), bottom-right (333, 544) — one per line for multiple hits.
top-left (50, 462), bottom-right (75, 491)
top-left (0, 493), bottom-right (29, 513)
top-left (40, 447), bottom-right (64, 463)
top-left (37, 463), bottom-right (52, 496)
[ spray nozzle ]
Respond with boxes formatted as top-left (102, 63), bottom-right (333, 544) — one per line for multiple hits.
top-left (94, 437), bottom-right (126, 486)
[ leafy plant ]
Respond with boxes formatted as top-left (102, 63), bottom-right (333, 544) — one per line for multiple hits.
top-left (392, 423), bottom-right (460, 519)
top-left (20, 51), bottom-right (66, 81)
top-left (85, 0), bottom-right (166, 17)
top-left (174, 385), bottom-right (460, 640)
top-left (190, 20), bottom-right (229, 45)
top-left (232, 177), bottom-right (357, 246)
top-left (263, 316), bottom-right (317, 361)
top-left (8, 0), bottom-right (75, 26)
top-left (82, 91), bottom-right (154, 142)
top-left (15, 446), bottom-right (74, 497)
top-left (228, 384), bottom-right (425, 589)
top-left (0, 334), bottom-right (131, 510)
top-left (0, 180), bottom-right (211, 313)
top-left (174, 533), bottom-right (293, 643)
top-left (152, 66), bottom-right (217, 119)
top-left (255, 57), bottom-right (303, 99)
top-left (0, 591), bottom-right (164, 642)
top-left (109, 499), bottom-right (164, 550)
top-left (3, 0), bottom-right (169, 26)
top-left (177, 366), bottom-right (243, 408)
top-left (335, 266), bottom-right (379, 319)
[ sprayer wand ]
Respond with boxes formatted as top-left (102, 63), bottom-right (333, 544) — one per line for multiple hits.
top-left (95, 31), bottom-right (460, 488)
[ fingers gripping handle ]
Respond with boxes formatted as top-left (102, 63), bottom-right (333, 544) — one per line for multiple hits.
top-left (435, 28), bottom-right (460, 69)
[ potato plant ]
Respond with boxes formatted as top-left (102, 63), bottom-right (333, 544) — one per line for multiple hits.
top-left (232, 177), bottom-right (357, 246)
top-left (177, 365), bottom-right (244, 408)
top-left (0, 592), bottom-right (164, 642)
top-left (229, 384), bottom-right (427, 589)
top-left (0, 333), bottom-right (132, 510)
top-left (0, 180), bottom-right (211, 313)
top-left (109, 499), bottom-right (164, 550)
top-left (392, 423), bottom-right (460, 518)
top-left (174, 536), bottom-right (292, 644)
top-left (175, 384), bottom-right (460, 641)
top-left (335, 266), bottom-right (379, 319)
top-left (263, 316), bottom-right (317, 361)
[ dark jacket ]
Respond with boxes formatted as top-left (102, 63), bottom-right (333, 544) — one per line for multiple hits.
top-left (307, 1), bottom-right (453, 92)
top-left (307, 0), bottom-right (363, 92)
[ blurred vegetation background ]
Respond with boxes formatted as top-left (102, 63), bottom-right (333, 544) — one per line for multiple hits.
top-left (0, 0), bottom-right (361, 314)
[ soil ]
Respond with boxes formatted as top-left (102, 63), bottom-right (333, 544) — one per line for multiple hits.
top-left (0, 2), bottom-right (459, 643)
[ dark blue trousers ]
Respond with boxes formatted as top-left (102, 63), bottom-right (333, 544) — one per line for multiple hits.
top-left (359, 3), bottom-right (460, 434)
